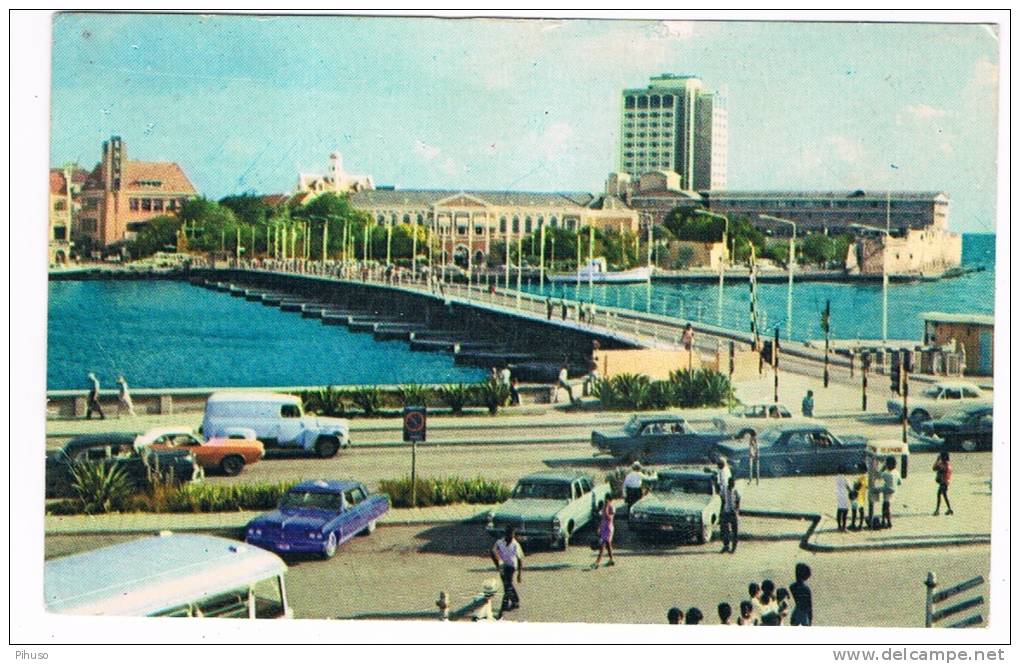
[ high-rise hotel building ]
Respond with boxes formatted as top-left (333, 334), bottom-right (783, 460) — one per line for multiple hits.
top-left (618, 74), bottom-right (727, 191)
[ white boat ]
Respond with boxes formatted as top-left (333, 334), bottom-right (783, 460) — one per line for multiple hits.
top-left (548, 258), bottom-right (653, 284)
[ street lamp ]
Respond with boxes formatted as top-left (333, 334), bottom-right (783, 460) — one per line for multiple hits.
top-left (759, 214), bottom-right (797, 342)
top-left (694, 209), bottom-right (729, 326)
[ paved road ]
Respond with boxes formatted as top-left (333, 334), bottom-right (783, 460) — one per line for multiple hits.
top-left (45, 524), bottom-right (990, 627)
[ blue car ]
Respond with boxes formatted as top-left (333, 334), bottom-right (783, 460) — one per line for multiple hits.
top-left (245, 480), bottom-right (390, 559)
top-left (716, 424), bottom-right (868, 478)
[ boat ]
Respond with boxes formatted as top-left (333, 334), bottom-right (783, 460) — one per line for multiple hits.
top-left (548, 258), bottom-right (652, 284)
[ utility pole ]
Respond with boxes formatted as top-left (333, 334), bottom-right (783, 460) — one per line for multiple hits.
top-left (588, 225), bottom-right (595, 297)
top-left (235, 226), bottom-right (241, 264)
top-left (504, 230), bottom-right (511, 289)
top-left (516, 233), bottom-right (523, 309)
top-left (539, 224), bottom-right (546, 290)
top-left (883, 190), bottom-right (891, 345)
top-left (411, 223), bottom-right (418, 276)
top-left (862, 352), bottom-right (869, 412)
top-left (321, 219), bottom-right (328, 263)
top-left (901, 352), bottom-right (910, 447)
top-left (823, 299), bottom-right (831, 388)
top-left (773, 326), bottom-right (780, 403)
top-left (386, 222), bottom-right (393, 266)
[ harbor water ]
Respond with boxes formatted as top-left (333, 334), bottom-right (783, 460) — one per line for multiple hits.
top-left (520, 233), bottom-right (996, 343)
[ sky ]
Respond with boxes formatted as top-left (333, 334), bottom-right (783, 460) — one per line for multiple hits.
top-left (49, 14), bottom-right (1001, 233)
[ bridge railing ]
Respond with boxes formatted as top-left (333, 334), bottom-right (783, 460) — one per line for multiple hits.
top-left (924, 572), bottom-right (985, 628)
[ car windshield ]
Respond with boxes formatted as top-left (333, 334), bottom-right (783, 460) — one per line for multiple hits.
top-left (654, 477), bottom-right (714, 495)
top-left (623, 416), bottom-right (641, 436)
top-left (512, 481), bottom-right (571, 500)
top-left (757, 428), bottom-right (784, 445)
top-left (279, 490), bottom-right (343, 511)
top-left (922, 387), bottom-right (942, 398)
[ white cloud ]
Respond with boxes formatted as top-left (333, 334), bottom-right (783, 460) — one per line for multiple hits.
top-left (903, 104), bottom-right (947, 121)
top-left (413, 140), bottom-right (441, 161)
top-left (535, 122), bottom-right (575, 162)
top-left (826, 135), bottom-right (865, 164)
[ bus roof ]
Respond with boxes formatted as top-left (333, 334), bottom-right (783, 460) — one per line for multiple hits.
top-left (45, 533), bottom-right (287, 616)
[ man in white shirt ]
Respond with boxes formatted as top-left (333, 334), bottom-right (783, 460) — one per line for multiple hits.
top-left (716, 458), bottom-right (732, 493)
top-left (720, 477), bottom-right (741, 554)
top-left (623, 462), bottom-right (646, 512)
top-left (499, 365), bottom-right (512, 387)
top-left (490, 527), bottom-right (524, 615)
top-left (553, 364), bottom-right (575, 405)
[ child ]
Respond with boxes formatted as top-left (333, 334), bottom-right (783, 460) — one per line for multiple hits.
top-left (737, 601), bottom-right (755, 626)
top-left (850, 463), bottom-right (867, 531)
top-left (790, 563), bottom-right (813, 626)
top-left (748, 582), bottom-right (763, 624)
top-left (881, 457), bottom-right (900, 529)
top-left (759, 579), bottom-right (777, 623)
top-left (776, 587), bottom-right (791, 625)
top-left (667, 607), bottom-right (684, 625)
top-left (717, 602), bottom-right (733, 625)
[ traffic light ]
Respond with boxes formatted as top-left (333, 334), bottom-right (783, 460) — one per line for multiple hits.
top-left (889, 353), bottom-right (902, 394)
top-left (761, 339), bottom-right (778, 368)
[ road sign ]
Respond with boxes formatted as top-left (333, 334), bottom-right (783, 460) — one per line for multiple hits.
top-left (403, 406), bottom-right (427, 443)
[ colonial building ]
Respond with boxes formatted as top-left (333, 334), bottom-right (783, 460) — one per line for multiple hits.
top-left (297, 152), bottom-right (374, 195)
top-left (78, 136), bottom-right (197, 247)
top-left (845, 226), bottom-right (963, 277)
top-left (48, 166), bottom-right (87, 265)
top-left (349, 189), bottom-right (638, 267)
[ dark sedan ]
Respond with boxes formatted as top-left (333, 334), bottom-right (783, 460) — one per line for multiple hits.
top-left (919, 406), bottom-right (993, 452)
top-left (592, 414), bottom-right (730, 465)
top-left (716, 424), bottom-right (868, 478)
top-left (45, 433), bottom-right (203, 498)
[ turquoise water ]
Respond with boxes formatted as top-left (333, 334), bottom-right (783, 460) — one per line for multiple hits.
top-left (521, 234), bottom-right (996, 343)
top-left (47, 280), bottom-right (487, 390)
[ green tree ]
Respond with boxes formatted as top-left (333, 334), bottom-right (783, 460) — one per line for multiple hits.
top-left (218, 192), bottom-right (271, 228)
top-left (800, 233), bottom-right (835, 267)
top-left (294, 192), bottom-right (374, 260)
top-left (128, 215), bottom-right (181, 258)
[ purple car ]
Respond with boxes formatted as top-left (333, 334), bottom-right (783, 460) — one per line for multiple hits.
top-left (245, 480), bottom-right (390, 558)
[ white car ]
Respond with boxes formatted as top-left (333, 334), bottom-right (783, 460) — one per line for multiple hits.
top-left (887, 381), bottom-right (991, 428)
top-left (712, 403), bottom-right (820, 441)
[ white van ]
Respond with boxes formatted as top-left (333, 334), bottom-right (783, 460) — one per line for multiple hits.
top-left (45, 533), bottom-right (293, 618)
top-left (202, 392), bottom-right (350, 458)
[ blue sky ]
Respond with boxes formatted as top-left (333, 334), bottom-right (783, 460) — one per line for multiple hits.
top-left (50, 14), bottom-right (1000, 233)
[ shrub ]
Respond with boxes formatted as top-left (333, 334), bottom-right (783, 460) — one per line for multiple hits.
top-left (646, 380), bottom-right (676, 410)
top-left (592, 377), bottom-right (618, 409)
top-left (127, 481), bottom-right (298, 514)
top-left (301, 385), bottom-right (348, 417)
top-left (613, 373), bottom-right (652, 410)
top-left (378, 476), bottom-right (510, 508)
top-left (699, 369), bottom-right (737, 407)
top-left (69, 462), bottom-right (134, 514)
top-left (438, 383), bottom-right (472, 415)
top-left (397, 383), bottom-right (429, 407)
top-left (478, 378), bottom-right (510, 415)
top-left (350, 387), bottom-right (383, 415)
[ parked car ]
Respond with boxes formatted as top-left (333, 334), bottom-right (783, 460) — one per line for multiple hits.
top-left (629, 467), bottom-right (721, 544)
top-left (918, 405), bottom-right (993, 452)
top-left (716, 424), bottom-right (868, 478)
top-left (591, 414), bottom-right (730, 465)
top-left (244, 480), bottom-right (390, 559)
top-left (202, 392), bottom-right (350, 458)
top-left (45, 433), bottom-right (203, 498)
top-left (887, 381), bottom-right (991, 429)
top-left (712, 403), bottom-right (822, 440)
top-left (134, 426), bottom-right (265, 476)
top-left (486, 471), bottom-right (611, 550)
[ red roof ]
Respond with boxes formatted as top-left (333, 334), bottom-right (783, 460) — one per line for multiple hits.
top-left (123, 161), bottom-right (196, 194)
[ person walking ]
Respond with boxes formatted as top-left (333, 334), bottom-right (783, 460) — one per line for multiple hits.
top-left (85, 372), bottom-right (105, 420)
top-left (716, 457), bottom-right (732, 494)
top-left (623, 462), bottom-right (646, 513)
top-left (748, 431), bottom-right (760, 485)
top-left (591, 499), bottom-right (616, 568)
top-left (720, 476), bottom-right (741, 553)
top-left (801, 390), bottom-right (815, 417)
top-left (546, 297), bottom-right (553, 320)
top-left (490, 526), bottom-right (524, 615)
top-left (880, 457), bottom-right (900, 529)
top-left (681, 323), bottom-right (694, 350)
top-left (835, 473), bottom-right (851, 532)
top-left (116, 375), bottom-right (136, 417)
top-left (933, 451), bottom-right (954, 516)
top-left (789, 563), bottom-right (813, 626)
top-left (509, 377), bottom-right (522, 407)
top-left (561, 300), bottom-right (568, 321)
top-left (553, 364), bottom-right (574, 405)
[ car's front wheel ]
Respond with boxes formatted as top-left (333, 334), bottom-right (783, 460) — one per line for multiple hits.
top-left (698, 521), bottom-right (712, 544)
top-left (960, 438), bottom-right (978, 453)
top-left (315, 436), bottom-right (340, 458)
top-left (909, 409), bottom-right (932, 430)
top-left (361, 519), bottom-right (377, 536)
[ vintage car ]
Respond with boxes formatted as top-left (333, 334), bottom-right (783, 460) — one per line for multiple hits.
top-left (711, 403), bottom-right (823, 440)
top-left (716, 423), bottom-right (868, 478)
top-left (591, 413), bottom-right (730, 464)
top-left (887, 381), bottom-right (991, 429)
top-left (629, 467), bottom-right (721, 544)
top-left (918, 405), bottom-right (993, 452)
top-left (486, 471), bottom-right (612, 550)
top-left (135, 426), bottom-right (265, 476)
top-left (46, 433), bottom-right (203, 498)
top-left (244, 480), bottom-right (390, 559)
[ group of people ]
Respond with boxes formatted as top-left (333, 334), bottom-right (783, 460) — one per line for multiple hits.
top-left (84, 372), bottom-right (135, 420)
top-left (544, 298), bottom-right (598, 325)
top-left (667, 563), bottom-right (814, 626)
top-left (833, 456), bottom-right (907, 532)
top-left (489, 364), bottom-right (522, 406)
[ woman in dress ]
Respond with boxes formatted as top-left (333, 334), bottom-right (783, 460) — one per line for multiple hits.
top-left (592, 499), bottom-right (616, 568)
top-left (933, 451), bottom-right (954, 516)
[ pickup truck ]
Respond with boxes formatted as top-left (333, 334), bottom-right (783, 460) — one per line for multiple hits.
top-left (629, 467), bottom-right (720, 544)
top-left (486, 471), bottom-right (612, 550)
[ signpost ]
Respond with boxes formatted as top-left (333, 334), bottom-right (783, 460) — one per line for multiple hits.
top-left (403, 406), bottom-right (427, 508)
